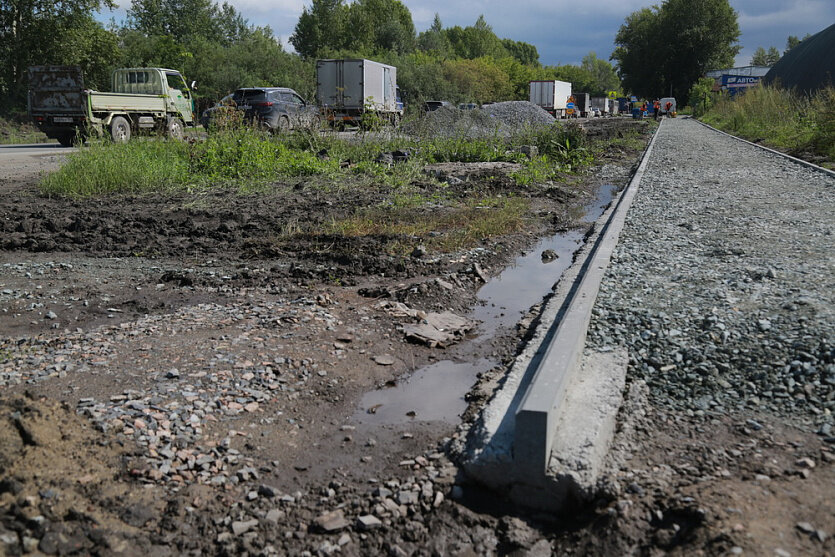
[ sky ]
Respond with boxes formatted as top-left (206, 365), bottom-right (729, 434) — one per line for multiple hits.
top-left (101, 0), bottom-right (835, 69)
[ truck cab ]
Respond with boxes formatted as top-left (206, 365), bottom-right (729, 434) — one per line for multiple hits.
top-left (111, 68), bottom-right (195, 124)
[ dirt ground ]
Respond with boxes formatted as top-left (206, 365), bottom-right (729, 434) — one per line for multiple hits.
top-left (1, 119), bottom-right (832, 556)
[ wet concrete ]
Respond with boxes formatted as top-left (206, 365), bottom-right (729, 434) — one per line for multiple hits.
top-left (352, 184), bottom-right (618, 427)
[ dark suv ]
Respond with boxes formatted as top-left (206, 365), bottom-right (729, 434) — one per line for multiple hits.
top-left (201, 87), bottom-right (319, 132)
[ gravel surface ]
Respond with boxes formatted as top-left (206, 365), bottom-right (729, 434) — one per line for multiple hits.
top-left (587, 117), bottom-right (834, 434)
top-left (406, 101), bottom-right (556, 137)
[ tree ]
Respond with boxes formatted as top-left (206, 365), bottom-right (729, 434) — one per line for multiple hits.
top-left (784, 34), bottom-right (811, 55)
top-left (751, 46), bottom-right (780, 66)
top-left (290, 0), bottom-right (347, 59)
top-left (446, 15), bottom-right (506, 60)
top-left (344, 0), bottom-right (415, 55)
top-left (0, 0), bottom-right (118, 110)
top-left (581, 52), bottom-right (619, 95)
top-left (126, 0), bottom-right (248, 45)
top-left (417, 14), bottom-right (451, 57)
top-left (502, 39), bottom-right (539, 66)
top-left (612, 0), bottom-right (740, 99)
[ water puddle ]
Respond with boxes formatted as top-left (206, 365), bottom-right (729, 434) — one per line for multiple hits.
top-left (353, 184), bottom-right (618, 426)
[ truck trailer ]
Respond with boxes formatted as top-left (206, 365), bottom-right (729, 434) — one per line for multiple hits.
top-left (572, 92), bottom-right (591, 118)
top-left (528, 80), bottom-right (572, 118)
top-left (316, 59), bottom-right (403, 127)
top-left (28, 66), bottom-right (196, 145)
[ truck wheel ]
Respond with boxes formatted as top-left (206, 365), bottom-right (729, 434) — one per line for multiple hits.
top-left (110, 117), bottom-right (131, 143)
top-left (57, 134), bottom-right (75, 147)
top-left (166, 118), bottom-right (184, 140)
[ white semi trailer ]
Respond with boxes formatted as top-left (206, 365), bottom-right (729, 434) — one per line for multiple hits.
top-left (528, 80), bottom-right (572, 118)
top-left (316, 58), bottom-right (403, 127)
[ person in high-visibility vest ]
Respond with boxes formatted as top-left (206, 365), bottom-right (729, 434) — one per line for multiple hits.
top-left (653, 100), bottom-right (661, 120)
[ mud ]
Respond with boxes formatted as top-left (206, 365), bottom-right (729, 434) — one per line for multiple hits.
top-left (10, 118), bottom-right (820, 555)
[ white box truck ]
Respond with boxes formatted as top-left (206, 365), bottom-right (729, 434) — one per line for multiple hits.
top-left (528, 80), bottom-right (571, 118)
top-left (316, 58), bottom-right (403, 127)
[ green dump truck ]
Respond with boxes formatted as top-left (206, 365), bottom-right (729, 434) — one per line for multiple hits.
top-left (28, 66), bottom-right (196, 145)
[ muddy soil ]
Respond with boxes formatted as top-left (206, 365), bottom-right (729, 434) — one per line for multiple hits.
top-left (6, 118), bottom-right (824, 555)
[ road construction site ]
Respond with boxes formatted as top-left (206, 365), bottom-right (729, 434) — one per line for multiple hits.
top-left (0, 116), bottom-right (833, 556)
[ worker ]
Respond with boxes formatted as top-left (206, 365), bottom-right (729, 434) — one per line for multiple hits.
top-left (665, 101), bottom-right (673, 117)
top-left (653, 99), bottom-right (661, 120)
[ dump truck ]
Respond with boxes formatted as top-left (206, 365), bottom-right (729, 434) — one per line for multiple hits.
top-left (528, 80), bottom-right (572, 118)
top-left (316, 59), bottom-right (403, 127)
top-left (28, 65), bottom-right (196, 145)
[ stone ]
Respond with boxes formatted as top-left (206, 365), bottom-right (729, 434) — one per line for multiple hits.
top-left (356, 515), bottom-right (382, 530)
top-left (373, 355), bottom-right (395, 366)
top-left (265, 509), bottom-right (285, 524)
top-left (314, 510), bottom-right (349, 532)
top-left (231, 519), bottom-right (259, 536)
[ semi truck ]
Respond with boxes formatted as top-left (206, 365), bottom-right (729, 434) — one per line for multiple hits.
top-left (528, 80), bottom-right (572, 118)
top-left (28, 65), bottom-right (196, 145)
top-left (316, 59), bottom-right (403, 127)
top-left (590, 96), bottom-right (609, 116)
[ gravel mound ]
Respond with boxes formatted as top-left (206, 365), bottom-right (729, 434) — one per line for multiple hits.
top-left (406, 101), bottom-right (555, 138)
top-left (586, 118), bottom-right (834, 436)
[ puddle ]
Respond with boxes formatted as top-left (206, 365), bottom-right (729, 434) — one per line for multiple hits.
top-left (354, 359), bottom-right (494, 425)
top-left (352, 184), bottom-right (618, 426)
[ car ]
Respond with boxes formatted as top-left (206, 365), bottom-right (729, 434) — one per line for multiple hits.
top-left (458, 102), bottom-right (478, 110)
top-left (201, 87), bottom-right (319, 132)
top-left (590, 107), bottom-right (601, 117)
top-left (423, 100), bottom-right (453, 112)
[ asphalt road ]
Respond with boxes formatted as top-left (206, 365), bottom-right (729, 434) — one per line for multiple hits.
top-left (0, 142), bottom-right (73, 180)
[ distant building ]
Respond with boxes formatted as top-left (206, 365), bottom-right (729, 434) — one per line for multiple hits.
top-left (705, 66), bottom-right (770, 95)
top-left (763, 22), bottom-right (835, 94)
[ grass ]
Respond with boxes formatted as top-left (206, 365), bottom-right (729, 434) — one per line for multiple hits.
top-left (0, 116), bottom-right (47, 144)
top-left (36, 118), bottom-right (611, 255)
top-left (700, 86), bottom-right (835, 167)
top-left (328, 195), bottom-right (529, 254)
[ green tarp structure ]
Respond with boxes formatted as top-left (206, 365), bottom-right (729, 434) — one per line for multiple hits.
top-left (763, 22), bottom-right (835, 93)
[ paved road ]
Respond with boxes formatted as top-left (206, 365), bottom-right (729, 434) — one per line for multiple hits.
top-left (0, 142), bottom-right (72, 180)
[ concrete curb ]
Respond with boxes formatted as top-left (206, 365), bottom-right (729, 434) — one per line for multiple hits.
top-left (456, 120), bottom-right (662, 510)
top-left (512, 118), bottom-right (661, 477)
top-left (694, 118), bottom-right (835, 179)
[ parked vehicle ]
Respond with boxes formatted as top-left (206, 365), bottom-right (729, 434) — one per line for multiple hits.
top-left (528, 80), bottom-right (572, 118)
top-left (201, 87), bottom-right (319, 132)
top-left (590, 96), bottom-right (609, 116)
top-left (316, 58), bottom-right (403, 126)
top-left (658, 97), bottom-right (677, 116)
top-left (458, 102), bottom-right (478, 110)
top-left (572, 92), bottom-right (591, 118)
top-left (28, 65), bottom-right (196, 145)
top-left (423, 100), bottom-right (453, 112)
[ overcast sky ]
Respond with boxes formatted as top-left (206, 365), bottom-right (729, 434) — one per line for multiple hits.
top-left (103, 0), bottom-right (835, 68)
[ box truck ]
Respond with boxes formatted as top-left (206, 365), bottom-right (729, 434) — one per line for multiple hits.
top-left (528, 80), bottom-right (572, 118)
top-left (316, 59), bottom-right (403, 127)
top-left (572, 92), bottom-right (591, 117)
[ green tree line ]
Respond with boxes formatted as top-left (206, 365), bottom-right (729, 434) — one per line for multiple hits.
top-left (2, 0), bottom-right (758, 116)
top-left (0, 0), bottom-right (621, 114)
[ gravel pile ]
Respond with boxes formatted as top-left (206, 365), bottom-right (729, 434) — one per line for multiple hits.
top-left (586, 118), bottom-right (834, 436)
top-left (406, 101), bottom-right (555, 138)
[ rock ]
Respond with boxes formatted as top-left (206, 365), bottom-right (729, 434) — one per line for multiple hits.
top-left (258, 485), bottom-right (280, 498)
top-left (541, 249), bottom-right (558, 262)
top-left (45, 311), bottom-right (57, 320)
top-left (795, 457), bottom-right (815, 469)
top-left (373, 355), bottom-right (395, 366)
top-left (356, 515), bottom-right (382, 530)
top-left (265, 509), bottom-right (285, 524)
top-left (314, 510), bottom-right (349, 532)
top-left (796, 522), bottom-right (815, 534)
top-left (397, 491), bottom-right (418, 505)
top-left (231, 519), bottom-right (259, 536)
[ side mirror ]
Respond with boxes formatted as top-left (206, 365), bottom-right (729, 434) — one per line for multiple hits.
top-left (190, 81), bottom-right (197, 90)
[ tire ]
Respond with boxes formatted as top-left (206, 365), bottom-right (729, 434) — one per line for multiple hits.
top-left (110, 116), bottom-right (131, 143)
top-left (276, 116), bottom-right (290, 133)
top-left (166, 118), bottom-right (184, 140)
top-left (56, 134), bottom-right (74, 147)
